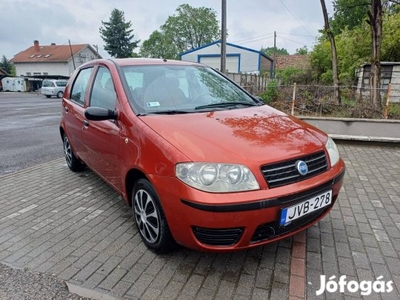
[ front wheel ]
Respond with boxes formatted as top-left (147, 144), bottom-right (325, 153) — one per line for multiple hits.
top-left (63, 134), bottom-right (85, 172)
top-left (132, 179), bottom-right (176, 253)
top-left (45, 95), bottom-right (51, 98)
top-left (57, 91), bottom-right (63, 98)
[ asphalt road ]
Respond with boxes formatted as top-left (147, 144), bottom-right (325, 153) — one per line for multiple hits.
top-left (0, 92), bottom-right (64, 175)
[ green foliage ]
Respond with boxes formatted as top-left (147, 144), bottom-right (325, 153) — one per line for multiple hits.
top-left (320, 69), bottom-right (334, 85)
top-left (387, 103), bottom-right (400, 119)
top-left (330, 0), bottom-right (370, 35)
top-left (261, 47), bottom-right (289, 57)
top-left (381, 13), bottom-right (400, 61)
top-left (141, 4), bottom-right (220, 59)
top-left (310, 41), bottom-right (333, 83)
top-left (312, 9), bottom-right (400, 85)
top-left (295, 46), bottom-right (308, 55)
top-left (0, 55), bottom-right (14, 75)
top-left (99, 9), bottom-right (140, 58)
top-left (335, 24), bottom-right (370, 84)
top-left (140, 30), bottom-right (179, 59)
top-left (276, 67), bottom-right (312, 85)
top-left (258, 80), bottom-right (279, 104)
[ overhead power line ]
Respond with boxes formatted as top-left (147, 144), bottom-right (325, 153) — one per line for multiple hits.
top-left (278, 0), bottom-right (313, 37)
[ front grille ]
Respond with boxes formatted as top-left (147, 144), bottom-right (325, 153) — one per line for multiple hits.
top-left (261, 151), bottom-right (328, 188)
top-left (251, 204), bottom-right (331, 243)
top-left (192, 226), bottom-right (244, 246)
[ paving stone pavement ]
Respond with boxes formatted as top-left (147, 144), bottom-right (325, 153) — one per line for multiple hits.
top-left (0, 142), bottom-right (399, 299)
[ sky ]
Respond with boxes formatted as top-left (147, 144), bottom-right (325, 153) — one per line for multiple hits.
top-left (0, 0), bottom-right (334, 59)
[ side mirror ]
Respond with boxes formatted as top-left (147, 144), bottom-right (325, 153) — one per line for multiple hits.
top-left (85, 107), bottom-right (118, 121)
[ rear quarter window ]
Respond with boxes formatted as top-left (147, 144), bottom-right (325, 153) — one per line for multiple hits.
top-left (56, 81), bottom-right (67, 87)
top-left (42, 80), bottom-right (54, 87)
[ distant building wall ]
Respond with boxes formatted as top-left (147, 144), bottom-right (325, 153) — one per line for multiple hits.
top-left (15, 62), bottom-right (70, 77)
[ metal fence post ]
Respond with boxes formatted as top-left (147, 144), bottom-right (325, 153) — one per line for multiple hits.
top-left (384, 83), bottom-right (391, 119)
top-left (291, 83), bottom-right (297, 115)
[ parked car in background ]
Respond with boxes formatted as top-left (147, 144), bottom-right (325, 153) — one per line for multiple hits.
top-left (59, 58), bottom-right (345, 253)
top-left (41, 79), bottom-right (68, 98)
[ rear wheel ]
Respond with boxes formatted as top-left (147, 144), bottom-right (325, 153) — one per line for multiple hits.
top-left (132, 179), bottom-right (176, 253)
top-left (63, 134), bottom-right (85, 172)
top-left (57, 91), bottom-right (63, 98)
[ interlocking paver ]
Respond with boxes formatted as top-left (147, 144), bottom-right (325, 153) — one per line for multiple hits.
top-left (305, 143), bottom-right (400, 300)
top-left (0, 143), bottom-right (399, 299)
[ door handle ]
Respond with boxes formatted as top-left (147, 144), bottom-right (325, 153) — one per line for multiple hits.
top-left (64, 107), bottom-right (69, 113)
top-left (83, 120), bottom-right (89, 127)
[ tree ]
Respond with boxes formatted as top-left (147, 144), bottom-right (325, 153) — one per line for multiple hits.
top-left (261, 47), bottom-right (289, 57)
top-left (367, 0), bottom-right (383, 111)
top-left (140, 4), bottom-right (220, 59)
top-left (330, 0), bottom-right (370, 34)
top-left (381, 12), bottom-right (400, 61)
top-left (99, 9), bottom-right (140, 58)
top-left (0, 55), bottom-right (14, 74)
top-left (295, 46), bottom-right (309, 55)
top-left (140, 30), bottom-right (179, 59)
top-left (320, 0), bottom-right (341, 105)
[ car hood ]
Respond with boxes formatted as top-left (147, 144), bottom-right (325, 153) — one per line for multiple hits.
top-left (140, 106), bottom-right (327, 166)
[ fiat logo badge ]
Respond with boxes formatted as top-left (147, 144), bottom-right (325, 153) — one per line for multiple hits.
top-left (296, 160), bottom-right (308, 176)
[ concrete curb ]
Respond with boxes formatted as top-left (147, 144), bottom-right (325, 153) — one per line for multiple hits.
top-left (299, 116), bottom-right (400, 144)
top-left (329, 134), bottom-right (400, 144)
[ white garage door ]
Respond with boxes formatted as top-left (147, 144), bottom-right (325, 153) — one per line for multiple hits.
top-left (199, 56), bottom-right (239, 73)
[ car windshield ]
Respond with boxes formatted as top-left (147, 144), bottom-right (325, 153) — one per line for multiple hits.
top-left (120, 65), bottom-right (259, 115)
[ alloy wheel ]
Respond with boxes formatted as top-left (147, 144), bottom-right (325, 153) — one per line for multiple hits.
top-left (134, 189), bottom-right (160, 244)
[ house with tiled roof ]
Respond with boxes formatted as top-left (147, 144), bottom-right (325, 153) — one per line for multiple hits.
top-left (11, 40), bottom-right (101, 78)
top-left (275, 54), bottom-right (310, 71)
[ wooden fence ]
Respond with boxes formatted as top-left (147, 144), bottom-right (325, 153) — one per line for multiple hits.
top-left (226, 72), bottom-right (272, 95)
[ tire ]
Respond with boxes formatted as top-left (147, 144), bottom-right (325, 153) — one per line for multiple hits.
top-left (45, 95), bottom-right (51, 98)
top-left (63, 134), bottom-right (85, 172)
top-left (132, 179), bottom-right (176, 253)
top-left (57, 91), bottom-right (63, 98)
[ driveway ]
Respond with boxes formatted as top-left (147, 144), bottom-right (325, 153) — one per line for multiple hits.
top-left (0, 142), bottom-right (399, 299)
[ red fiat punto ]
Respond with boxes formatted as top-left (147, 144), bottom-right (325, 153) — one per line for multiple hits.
top-left (60, 58), bottom-right (345, 253)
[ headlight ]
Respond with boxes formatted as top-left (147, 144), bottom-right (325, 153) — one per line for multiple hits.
top-left (325, 137), bottom-right (340, 167)
top-left (176, 163), bottom-right (260, 192)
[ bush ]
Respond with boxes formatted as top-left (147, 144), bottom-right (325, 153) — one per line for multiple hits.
top-left (275, 67), bottom-right (313, 85)
top-left (258, 80), bottom-right (279, 104)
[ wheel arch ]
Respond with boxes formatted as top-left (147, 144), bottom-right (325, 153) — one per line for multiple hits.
top-left (59, 126), bottom-right (65, 142)
top-left (125, 168), bottom-right (148, 207)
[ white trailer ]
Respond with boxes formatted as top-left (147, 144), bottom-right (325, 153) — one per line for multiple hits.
top-left (1, 77), bottom-right (26, 92)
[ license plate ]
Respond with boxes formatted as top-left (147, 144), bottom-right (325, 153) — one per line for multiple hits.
top-left (280, 190), bottom-right (332, 226)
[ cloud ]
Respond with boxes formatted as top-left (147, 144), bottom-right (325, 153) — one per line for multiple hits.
top-left (0, 0), bottom-right (332, 59)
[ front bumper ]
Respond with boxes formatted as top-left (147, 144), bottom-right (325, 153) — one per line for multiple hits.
top-left (151, 159), bottom-right (345, 252)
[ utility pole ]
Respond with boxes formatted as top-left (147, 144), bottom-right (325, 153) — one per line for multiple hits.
top-left (273, 31), bottom-right (277, 77)
top-left (68, 39), bottom-right (76, 70)
top-left (220, 0), bottom-right (227, 74)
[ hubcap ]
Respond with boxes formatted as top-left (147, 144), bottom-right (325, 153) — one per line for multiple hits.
top-left (134, 189), bottom-right (160, 244)
top-left (63, 136), bottom-right (72, 166)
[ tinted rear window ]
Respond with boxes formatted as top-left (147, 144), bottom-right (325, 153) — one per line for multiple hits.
top-left (42, 81), bottom-right (54, 87)
top-left (55, 81), bottom-right (67, 87)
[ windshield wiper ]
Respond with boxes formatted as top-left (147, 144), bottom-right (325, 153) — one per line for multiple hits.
top-left (195, 102), bottom-right (258, 110)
